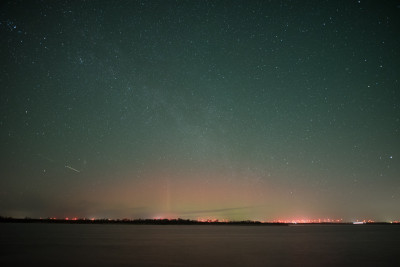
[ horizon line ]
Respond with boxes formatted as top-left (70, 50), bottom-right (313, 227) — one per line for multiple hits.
top-left (1, 216), bottom-right (399, 225)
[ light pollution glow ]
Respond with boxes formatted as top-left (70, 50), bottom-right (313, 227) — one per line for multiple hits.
top-left (6, 168), bottom-right (396, 222)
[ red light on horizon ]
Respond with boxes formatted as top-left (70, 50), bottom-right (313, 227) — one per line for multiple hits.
top-left (270, 217), bottom-right (347, 224)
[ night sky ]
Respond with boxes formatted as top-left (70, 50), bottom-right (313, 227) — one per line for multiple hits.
top-left (1, 0), bottom-right (399, 222)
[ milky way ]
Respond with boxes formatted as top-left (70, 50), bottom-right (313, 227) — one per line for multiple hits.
top-left (0, 0), bottom-right (399, 221)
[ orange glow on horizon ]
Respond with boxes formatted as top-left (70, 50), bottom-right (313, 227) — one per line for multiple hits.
top-left (271, 218), bottom-right (344, 224)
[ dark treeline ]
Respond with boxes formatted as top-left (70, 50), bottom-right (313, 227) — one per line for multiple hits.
top-left (0, 216), bottom-right (289, 225)
top-left (1, 216), bottom-right (397, 225)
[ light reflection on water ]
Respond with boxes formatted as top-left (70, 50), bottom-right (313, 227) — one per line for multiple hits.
top-left (1, 224), bottom-right (399, 266)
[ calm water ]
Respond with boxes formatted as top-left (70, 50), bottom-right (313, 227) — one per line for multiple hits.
top-left (1, 223), bottom-right (399, 266)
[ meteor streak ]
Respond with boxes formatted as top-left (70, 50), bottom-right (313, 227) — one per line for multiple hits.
top-left (65, 165), bottom-right (80, 173)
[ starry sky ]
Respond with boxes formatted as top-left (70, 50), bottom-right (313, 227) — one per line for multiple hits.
top-left (1, 0), bottom-right (399, 221)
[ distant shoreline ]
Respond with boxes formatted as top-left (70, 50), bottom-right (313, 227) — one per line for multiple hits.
top-left (1, 217), bottom-right (398, 226)
top-left (0, 217), bottom-right (287, 226)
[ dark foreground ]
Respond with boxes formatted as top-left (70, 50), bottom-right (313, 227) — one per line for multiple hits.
top-left (1, 223), bottom-right (399, 266)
